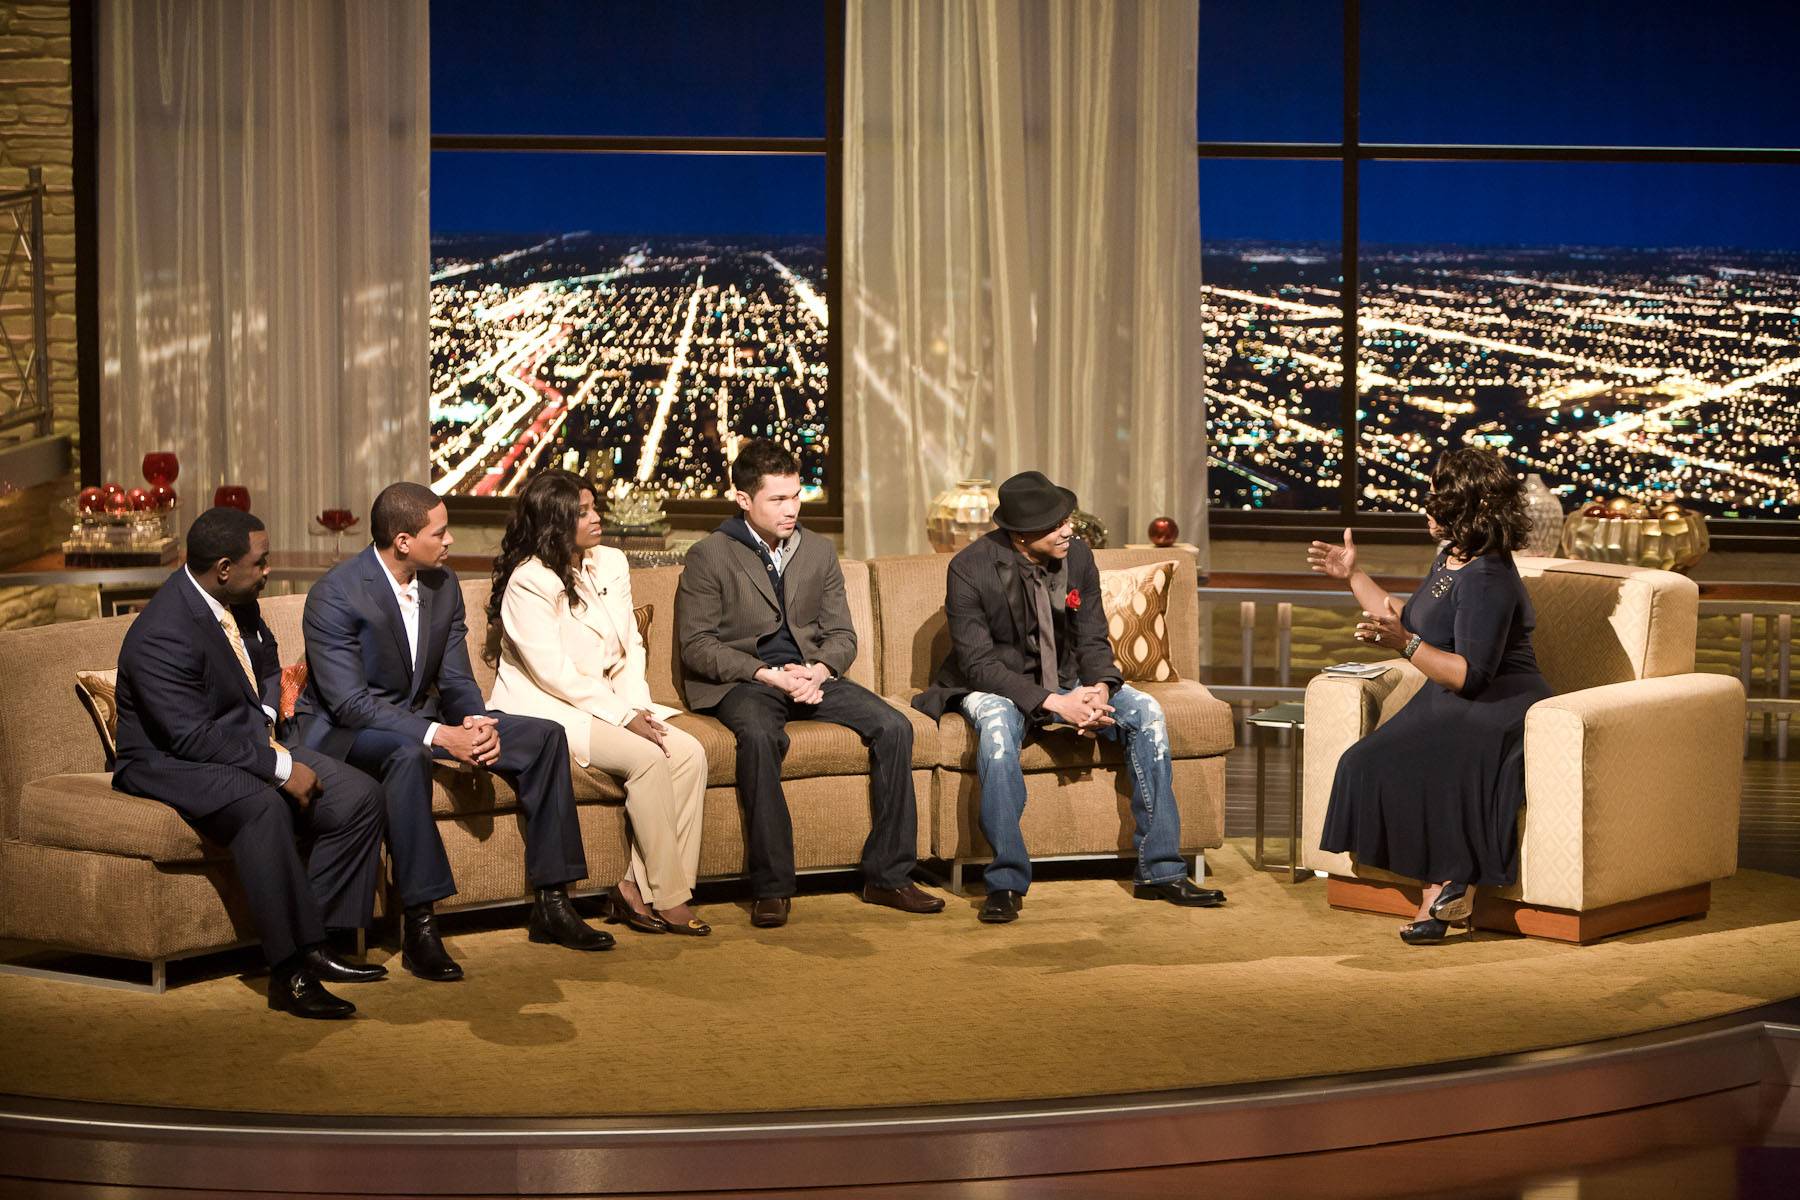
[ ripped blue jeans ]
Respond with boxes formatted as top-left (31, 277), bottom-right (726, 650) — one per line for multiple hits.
top-left (959, 685), bottom-right (1185, 895)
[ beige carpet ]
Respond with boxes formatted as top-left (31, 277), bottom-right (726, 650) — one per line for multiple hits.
top-left (4, 842), bottom-right (1800, 1118)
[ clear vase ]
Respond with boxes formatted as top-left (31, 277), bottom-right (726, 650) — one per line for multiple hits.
top-left (925, 479), bottom-right (1000, 553)
top-left (1522, 473), bottom-right (1565, 557)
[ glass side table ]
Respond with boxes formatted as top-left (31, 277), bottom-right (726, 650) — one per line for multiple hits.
top-left (1246, 702), bottom-right (1307, 882)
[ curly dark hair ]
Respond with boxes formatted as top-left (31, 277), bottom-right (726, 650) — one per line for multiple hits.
top-left (1423, 446), bottom-right (1530, 560)
top-left (487, 470), bottom-right (594, 635)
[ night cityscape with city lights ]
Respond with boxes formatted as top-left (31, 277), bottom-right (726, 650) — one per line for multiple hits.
top-left (429, 234), bottom-right (829, 500)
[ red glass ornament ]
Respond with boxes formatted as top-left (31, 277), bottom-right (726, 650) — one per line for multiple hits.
top-left (150, 484), bottom-right (178, 511)
top-left (103, 487), bottom-right (133, 514)
top-left (141, 451), bottom-right (180, 488)
top-left (1147, 516), bottom-right (1179, 547)
top-left (127, 487), bottom-right (153, 511)
top-left (77, 486), bottom-right (105, 514)
top-left (317, 508), bottom-right (358, 533)
top-left (100, 481), bottom-right (125, 505)
top-left (213, 485), bottom-right (251, 512)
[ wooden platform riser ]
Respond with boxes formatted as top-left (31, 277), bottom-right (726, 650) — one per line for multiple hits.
top-left (1326, 876), bottom-right (1713, 944)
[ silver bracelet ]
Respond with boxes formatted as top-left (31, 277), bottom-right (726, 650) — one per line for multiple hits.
top-left (1401, 633), bottom-right (1423, 660)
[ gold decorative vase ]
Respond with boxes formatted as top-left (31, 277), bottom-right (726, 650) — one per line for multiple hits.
top-left (1559, 502), bottom-right (1710, 573)
top-left (926, 478), bottom-right (1000, 553)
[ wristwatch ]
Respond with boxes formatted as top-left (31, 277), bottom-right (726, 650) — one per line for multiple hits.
top-left (1401, 633), bottom-right (1423, 660)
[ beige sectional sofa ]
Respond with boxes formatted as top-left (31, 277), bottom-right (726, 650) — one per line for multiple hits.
top-left (1, 549), bottom-right (1226, 988)
top-left (1302, 556), bottom-right (1744, 943)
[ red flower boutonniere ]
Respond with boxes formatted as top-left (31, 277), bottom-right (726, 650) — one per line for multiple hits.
top-left (1065, 588), bottom-right (1082, 611)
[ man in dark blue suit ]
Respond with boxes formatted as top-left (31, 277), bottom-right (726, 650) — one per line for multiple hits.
top-left (113, 507), bottom-right (386, 1019)
top-left (296, 482), bottom-right (607, 981)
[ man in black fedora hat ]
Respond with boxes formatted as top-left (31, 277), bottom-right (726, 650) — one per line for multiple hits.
top-left (913, 470), bottom-right (1225, 923)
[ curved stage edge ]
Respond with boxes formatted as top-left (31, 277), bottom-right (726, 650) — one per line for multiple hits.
top-left (5, 1003), bottom-right (1799, 1196)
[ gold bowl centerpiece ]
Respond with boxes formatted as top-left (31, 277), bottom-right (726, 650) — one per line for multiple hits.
top-left (1559, 496), bottom-right (1709, 573)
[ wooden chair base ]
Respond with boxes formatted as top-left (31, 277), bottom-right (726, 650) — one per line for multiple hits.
top-left (1326, 876), bottom-right (1712, 945)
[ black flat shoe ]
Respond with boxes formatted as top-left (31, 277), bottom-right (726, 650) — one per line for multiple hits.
top-left (979, 890), bottom-right (1022, 924)
top-left (302, 945), bottom-right (387, 984)
top-left (604, 890), bottom-right (671, 934)
top-left (658, 913), bottom-right (712, 937)
top-left (1400, 917), bottom-right (1469, 945)
top-left (402, 904), bottom-right (465, 982)
top-left (268, 967), bottom-right (355, 1019)
top-left (1133, 879), bottom-right (1227, 907)
top-left (1429, 882), bottom-right (1475, 923)
top-left (528, 886), bottom-right (615, 951)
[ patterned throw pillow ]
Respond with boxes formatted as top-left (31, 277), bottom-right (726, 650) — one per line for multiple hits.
top-left (279, 662), bottom-right (309, 722)
top-left (74, 669), bottom-right (120, 762)
top-left (1099, 561), bottom-right (1179, 682)
top-left (634, 603), bottom-right (653, 647)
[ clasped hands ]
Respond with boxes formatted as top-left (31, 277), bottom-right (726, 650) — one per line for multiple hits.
top-left (1041, 683), bottom-right (1115, 733)
top-left (756, 662), bottom-right (832, 705)
top-left (434, 715), bottom-right (503, 767)
top-left (1354, 608), bottom-right (1409, 652)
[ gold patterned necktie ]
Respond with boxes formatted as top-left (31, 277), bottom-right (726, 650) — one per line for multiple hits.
top-left (218, 609), bottom-right (284, 752)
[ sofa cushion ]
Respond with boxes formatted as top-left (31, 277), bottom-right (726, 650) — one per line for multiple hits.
top-left (18, 773), bottom-right (219, 864)
top-left (929, 681), bottom-right (1234, 770)
top-left (668, 703), bottom-right (936, 789)
top-left (428, 756), bottom-right (625, 817)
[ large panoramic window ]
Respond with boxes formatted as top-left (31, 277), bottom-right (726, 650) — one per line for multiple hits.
top-left (1201, 0), bottom-right (1800, 532)
top-left (428, 0), bottom-right (836, 507)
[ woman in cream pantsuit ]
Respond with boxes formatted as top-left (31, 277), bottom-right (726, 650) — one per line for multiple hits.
top-left (486, 470), bottom-right (711, 935)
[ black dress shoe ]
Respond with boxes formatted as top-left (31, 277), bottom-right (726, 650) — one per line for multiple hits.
top-left (979, 890), bottom-right (1022, 924)
top-left (528, 887), bottom-right (615, 951)
top-left (302, 945), bottom-right (388, 983)
top-left (402, 904), bottom-right (465, 982)
top-left (750, 896), bottom-right (791, 928)
top-left (268, 965), bottom-right (355, 1020)
top-left (1133, 879), bottom-right (1227, 907)
top-left (1429, 882), bottom-right (1475, 923)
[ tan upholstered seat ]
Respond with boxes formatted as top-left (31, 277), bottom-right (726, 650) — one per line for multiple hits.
top-left (18, 774), bottom-right (218, 864)
top-left (1301, 556), bottom-right (1744, 941)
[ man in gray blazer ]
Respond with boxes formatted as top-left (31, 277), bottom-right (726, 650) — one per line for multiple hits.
top-left (676, 439), bottom-right (944, 927)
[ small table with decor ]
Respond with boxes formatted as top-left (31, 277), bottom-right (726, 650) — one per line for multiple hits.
top-left (1245, 701), bottom-right (1307, 882)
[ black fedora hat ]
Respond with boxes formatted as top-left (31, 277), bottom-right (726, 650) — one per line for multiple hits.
top-left (993, 470), bottom-right (1077, 533)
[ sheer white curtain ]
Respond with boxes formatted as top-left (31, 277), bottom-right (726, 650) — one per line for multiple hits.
top-left (98, 0), bottom-right (429, 550)
top-left (843, 0), bottom-right (1206, 560)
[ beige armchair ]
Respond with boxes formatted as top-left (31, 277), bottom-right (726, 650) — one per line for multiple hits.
top-left (1302, 556), bottom-right (1744, 943)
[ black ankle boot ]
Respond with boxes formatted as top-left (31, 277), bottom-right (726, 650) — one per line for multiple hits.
top-left (401, 903), bottom-right (465, 981)
top-left (528, 887), bottom-right (614, 951)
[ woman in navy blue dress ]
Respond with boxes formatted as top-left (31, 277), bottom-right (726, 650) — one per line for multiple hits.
top-left (1308, 447), bottom-right (1553, 944)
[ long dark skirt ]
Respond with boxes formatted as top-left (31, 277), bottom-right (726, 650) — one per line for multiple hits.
top-left (1319, 671), bottom-right (1552, 887)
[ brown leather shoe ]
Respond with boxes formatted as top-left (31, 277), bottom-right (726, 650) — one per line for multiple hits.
top-left (861, 882), bottom-right (947, 914)
top-left (750, 896), bottom-right (791, 928)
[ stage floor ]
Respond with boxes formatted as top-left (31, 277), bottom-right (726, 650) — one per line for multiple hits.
top-left (4, 840), bottom-right (1800, 1120)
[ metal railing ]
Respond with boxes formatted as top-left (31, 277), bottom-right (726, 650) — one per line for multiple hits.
top-left (0, 166), bottom-right (53, 444)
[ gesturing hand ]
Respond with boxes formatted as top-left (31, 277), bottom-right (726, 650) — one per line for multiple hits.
top-left (1307, 528), bottom-right (1358, 580)
top-left (1354, 608), bottom-right (1409, 652)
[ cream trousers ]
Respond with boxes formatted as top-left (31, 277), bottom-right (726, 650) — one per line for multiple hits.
top-left (585, 719), bottom-right (707, 909)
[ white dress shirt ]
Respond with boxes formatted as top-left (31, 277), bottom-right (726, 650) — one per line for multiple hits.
top-left (184, 568), bottom-right (291, 783)
top-left (379, 561), bottom-right (439, 747)
top-left (745, 522), bottom-right (798, 576)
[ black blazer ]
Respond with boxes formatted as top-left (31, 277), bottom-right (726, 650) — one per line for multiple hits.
top-left (912, 531), bottom-right (1120, 722)
top-left (112, 569), bottom-right (285, 818)
top-left (294, 545), bottom-right (487, 757)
